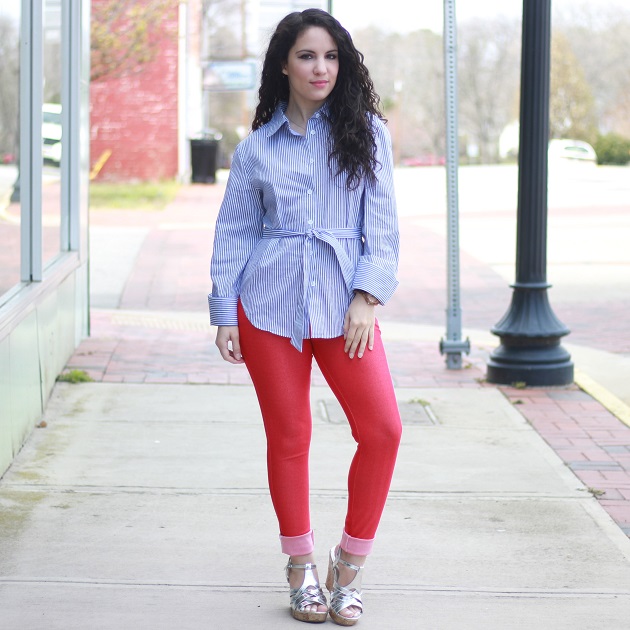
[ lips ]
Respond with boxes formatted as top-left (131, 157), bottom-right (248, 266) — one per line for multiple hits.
top-left (311, 81), bottom-right (328, 88)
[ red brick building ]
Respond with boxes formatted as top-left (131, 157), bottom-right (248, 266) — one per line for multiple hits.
top-left (90, 0), bottom-right (201, 181)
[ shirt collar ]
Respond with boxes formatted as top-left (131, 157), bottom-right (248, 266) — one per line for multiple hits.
top-left (265, 102), bottom-right (330, 137)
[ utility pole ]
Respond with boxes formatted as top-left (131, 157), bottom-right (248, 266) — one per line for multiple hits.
top-left (440, 0), bottom-right (470, 368)
top-left (486, 0), bottom-right (573, 386)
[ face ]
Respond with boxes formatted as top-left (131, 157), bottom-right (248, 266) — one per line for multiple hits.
top-left (282, 26), bottom-right (339, 109)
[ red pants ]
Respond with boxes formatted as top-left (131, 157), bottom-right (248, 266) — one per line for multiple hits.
top-left (237, 302), bottom-right (402, 556)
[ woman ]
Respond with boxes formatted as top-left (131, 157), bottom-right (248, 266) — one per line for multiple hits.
top-left (209, 8), bottom-right (401, 626)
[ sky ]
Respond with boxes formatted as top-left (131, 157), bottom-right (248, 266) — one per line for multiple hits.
top-left (332, 0), bottom-right (629, 34)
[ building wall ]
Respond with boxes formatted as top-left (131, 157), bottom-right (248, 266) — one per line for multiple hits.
top-left (0, 262), bottom-right (89, 476)
top-left (0, 0), bottom-right (91, 478)
top-left (90, 0), bottom-right (180, 181)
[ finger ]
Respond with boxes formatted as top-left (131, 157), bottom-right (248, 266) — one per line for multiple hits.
top-left (368, 322), bottom-right (375, 351)
top-left (347, 324), bottom-right (365, 359)
top-left (357, 328), bottom-right (370, 358)
top-left (231, 332), bottom-right (243, 362)
top-left (343, 311), bottom-right (350, 340)
top-left (344, 322), bottom-right (358, 354)
top-left (216, 340), bottom-right (234, 363)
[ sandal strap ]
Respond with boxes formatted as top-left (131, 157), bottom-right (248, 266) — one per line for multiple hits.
top-left (290, 583), bottom-right (328, 611)
top-left (286, 561), bottom-right (317, 571)
top-left (336, 555), bottom-right (363, 573)
top-left (330, 584), bottom-right (363, 615)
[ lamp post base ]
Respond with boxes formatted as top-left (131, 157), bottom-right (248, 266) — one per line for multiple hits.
top-left (487, 337), bottom-right (573, 386)
top-left (487, 286), bottom-right (573, 386)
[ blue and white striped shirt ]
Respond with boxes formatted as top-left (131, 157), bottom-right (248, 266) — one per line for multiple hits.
top-left (209, 103), bottom-right (399, 351)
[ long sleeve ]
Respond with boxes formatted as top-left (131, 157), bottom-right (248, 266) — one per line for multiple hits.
top-left (209, 147), bottom-right (264, 326)
top-left (352, 119), bottom-right (400, 304)
top-left (208, 105), bottom-right (399, 344)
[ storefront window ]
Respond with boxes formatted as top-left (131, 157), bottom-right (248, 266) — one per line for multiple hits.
top-left (42, 0), bottom-right (63, 267)
top-left (0, 2), bottom-right (21, 298)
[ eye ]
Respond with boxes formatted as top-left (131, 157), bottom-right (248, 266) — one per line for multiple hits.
top-left (298, 53), bottom-right (313, 60)
top-left (326, 53), bottom-right (338, 60)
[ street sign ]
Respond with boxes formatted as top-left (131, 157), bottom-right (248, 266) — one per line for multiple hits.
top-left (203, 61), bottom-right (257, 91)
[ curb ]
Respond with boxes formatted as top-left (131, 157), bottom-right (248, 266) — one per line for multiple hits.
top-left (574, 368), bottom-right (630, 429)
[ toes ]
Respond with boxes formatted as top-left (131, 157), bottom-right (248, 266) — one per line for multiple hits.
top-left (340, 606), bottom-right (360, 618)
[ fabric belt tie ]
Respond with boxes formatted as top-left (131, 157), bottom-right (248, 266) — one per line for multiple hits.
top-left (262, 227), bottom-right (362, 351)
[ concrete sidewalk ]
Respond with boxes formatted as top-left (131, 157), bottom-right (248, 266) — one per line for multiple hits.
top-left (2, 381), bottom-right (630, 629)
top-left (2, 176), bottom-right (630, 628)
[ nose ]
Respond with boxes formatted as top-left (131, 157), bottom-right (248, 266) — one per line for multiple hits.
top-left (314, 57), bottom-right (326, 75)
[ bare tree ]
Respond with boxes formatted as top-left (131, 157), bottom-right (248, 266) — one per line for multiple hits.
top-left (196, 3), bottom-right (630, 167)
top-left (554, 2), bottom-right (630, 136)
top-left (354, 26), bottom-right (444, 163)
top-left (91, 0), bottom-right (174, 82)
top-left (550, 31), bottom-right (597, 141)
top-left (457, 17), bottom-right (521, 163)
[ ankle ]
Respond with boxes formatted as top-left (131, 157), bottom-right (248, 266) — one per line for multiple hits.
top-left (336, 549), bottom-right (365, 589)
top-left (287, 553), bottom-right (318, 589)
top-left (339, 549), bottom-right (366, 568)
top-left (290, 552), bottom-right (315, 566)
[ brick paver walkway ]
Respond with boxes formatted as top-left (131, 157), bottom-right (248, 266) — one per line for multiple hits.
top-left (66, 181), bottom-right (630, 538)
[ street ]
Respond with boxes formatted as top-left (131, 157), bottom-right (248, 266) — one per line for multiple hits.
top-left (392, 162), bottom-right (630, 350)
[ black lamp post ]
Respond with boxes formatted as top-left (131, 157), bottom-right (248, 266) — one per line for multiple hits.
top-left (486, 0), bottom-right (573, 386)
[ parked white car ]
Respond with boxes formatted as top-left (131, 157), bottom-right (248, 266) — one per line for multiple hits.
top-left (548, 139), bottom-right (597, 165)
top-left (42, 103), bottom-right (62, 164)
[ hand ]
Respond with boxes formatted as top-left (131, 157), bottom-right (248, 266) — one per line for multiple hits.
top-left (215, 326), bottom-right (244, 364)
top-left (343, 294), bottom-right (375, 359)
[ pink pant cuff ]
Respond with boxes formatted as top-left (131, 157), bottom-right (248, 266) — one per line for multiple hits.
top-left (280, 530), bottom-right (314, 556)
top-left (340, 530), bottom-right (374, 556)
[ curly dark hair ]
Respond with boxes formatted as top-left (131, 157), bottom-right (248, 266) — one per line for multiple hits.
top-left (252, 9), bottom-right (385, 190)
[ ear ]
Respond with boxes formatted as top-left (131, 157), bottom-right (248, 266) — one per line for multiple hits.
top-left (281, 63), bottom-right (288, 75)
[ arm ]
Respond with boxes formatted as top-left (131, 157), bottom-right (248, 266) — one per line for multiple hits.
top-left (209, 147), bottom-right (263, 324)
top-left (344, 119), bottom-right (399, 359)
top-left (352, 118), bottom-right (400, 303)
top-left (209, 147), bottom-right (263, 361)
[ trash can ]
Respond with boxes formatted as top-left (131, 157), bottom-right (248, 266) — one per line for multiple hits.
top-left (190, 129), bottom-right (222, 183)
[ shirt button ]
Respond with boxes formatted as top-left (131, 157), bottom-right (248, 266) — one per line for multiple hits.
top-left (310, 130), bottom-right (315, 135)
top-left (316, 113), bottom-right (320, 118)
top-left (311, 281), bottom-right (316, 286)
top-left (307, 189), bottom-right (313, 195)
top-left (307, 219), bottom-right (313, 225)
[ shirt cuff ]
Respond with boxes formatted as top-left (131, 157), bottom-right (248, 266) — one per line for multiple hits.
top-left (208, 295), bottom-right (239, 326)
top-left (352, 260), bottom-right (398, 305)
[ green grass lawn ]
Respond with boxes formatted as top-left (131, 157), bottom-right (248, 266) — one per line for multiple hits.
top-left (89, 180), bottom-right (180, 210)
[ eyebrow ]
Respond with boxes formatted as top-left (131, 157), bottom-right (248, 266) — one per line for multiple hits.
top-left (295, 48), bottom-right (338, 54)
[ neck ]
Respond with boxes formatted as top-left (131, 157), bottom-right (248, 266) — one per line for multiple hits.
top-left (285, 98), bottom-right (323, 127)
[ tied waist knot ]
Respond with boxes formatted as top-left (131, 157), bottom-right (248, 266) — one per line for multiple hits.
top-left (262, 226), bottom-right (362, 351)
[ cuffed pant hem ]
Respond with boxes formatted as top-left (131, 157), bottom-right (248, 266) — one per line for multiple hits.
top-left (340, 530), bottom-right (374, 556)
top-left (280, 529), bottom-right (315, 556)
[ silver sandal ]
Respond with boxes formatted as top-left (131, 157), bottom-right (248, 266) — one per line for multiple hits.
top-left (285, 559), bottom-right (328, 623)
top-left (325, 546), bottom-right (364, 626)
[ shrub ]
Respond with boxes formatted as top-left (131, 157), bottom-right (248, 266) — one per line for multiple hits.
top-left (594, 133), bottom-right (630, 165)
